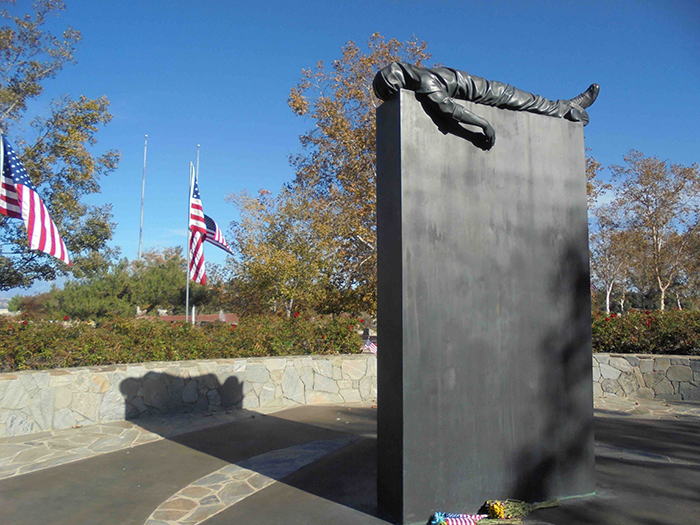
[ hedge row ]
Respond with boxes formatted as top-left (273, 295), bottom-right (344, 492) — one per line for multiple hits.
top-left (3, 310), bottom-right (699, 372)
top-left (592, 309), bottom-right (700, 355)
top-left (0, 314), bottom-right (363, 372)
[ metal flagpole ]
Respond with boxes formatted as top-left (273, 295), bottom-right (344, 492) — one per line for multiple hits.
top-left (185, 162), bottom-right (194, 323)
top-left (138, 135), bottom-right (148, 260)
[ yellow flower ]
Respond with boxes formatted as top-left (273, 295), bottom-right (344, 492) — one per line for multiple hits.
top-left (487, 500), bottom-right (506, 519)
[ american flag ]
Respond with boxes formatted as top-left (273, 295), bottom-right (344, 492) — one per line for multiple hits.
top-left (188, 169), bottom-right (206, 284)
top-left (189, 230), bottom-right (206, 284)
top-left (189, 173), bottom-right (206, 235)
top-left (204, 214), bottom-right (234, 255)
top-left (362, 337), bottom-right (377, 354)
top-left (430, 513), bottom-right (487, 525)
top-left (0, 135), bottom-right (71, 265)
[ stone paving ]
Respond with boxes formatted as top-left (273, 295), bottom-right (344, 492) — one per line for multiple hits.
top-left (593, 392), bottom-right (700, 419)
top-left (2, 395), bottom-right (697, 484)
top-left (144, 437), bottom-right (358, 525)
top-left (0, 406), bottom-right (283, 480)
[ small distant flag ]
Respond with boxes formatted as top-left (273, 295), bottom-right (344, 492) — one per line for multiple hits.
top-left (0, 135), bottom-right (71, 265)
top-left (362, 337), bottom-right (377, 354)
top-left (204, 214), bottom-right (234, 255)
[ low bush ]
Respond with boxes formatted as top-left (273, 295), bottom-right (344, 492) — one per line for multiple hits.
top-left (0, 314), bottom-right (363, 372)
top-left (592, 309), bottom-right (700, 355)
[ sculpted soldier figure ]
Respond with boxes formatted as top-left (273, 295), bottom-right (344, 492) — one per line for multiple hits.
top-left (373, 62), bottom-right (599, 148)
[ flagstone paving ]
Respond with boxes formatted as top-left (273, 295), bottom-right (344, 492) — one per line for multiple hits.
top-left (144, 437), bottom-right (358, 525)
top-left (0, 406), bottom-right (282, 480)
top-left (1, 396), bottom-right (698, 483)
top-left (594, 394), bottom-right (700, 419)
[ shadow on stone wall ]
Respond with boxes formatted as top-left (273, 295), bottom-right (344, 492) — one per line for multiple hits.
top-left (119, 372), bottom-right (244, 420)
top-left (419, 97), bottom-right (493, 151)
top-left (509, 242), bottom-right (595, 503)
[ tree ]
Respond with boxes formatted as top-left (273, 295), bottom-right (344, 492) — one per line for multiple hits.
top-left (227, 187), bottom-right (331, 316)
top-left (585, 154), bottom-right (610, 209)
top-left (53, 260), bottom-right (133, 319)
top-left (51, 247), bottom-right (220, 319)
top-left (675, 228), bottom-right (700, 309)
top-left (0, 0), bottom-right (119, 291)
top-left (6, 290), bottom-right (53, 318)
top-left (610, 151), bottom-right (700, 310)
top-left (589, 205), bottom-right (628, 313)
top-left (130, 247), bottom-right (187, 314)
top-left (286, 33), bottom-right (431, 314)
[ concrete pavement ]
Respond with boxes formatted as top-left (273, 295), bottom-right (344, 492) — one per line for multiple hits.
top-left (1, 397), bottom-right (699, 524)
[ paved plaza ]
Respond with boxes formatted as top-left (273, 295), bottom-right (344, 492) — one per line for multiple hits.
top-left (1, 396), bottom-right (699, 524)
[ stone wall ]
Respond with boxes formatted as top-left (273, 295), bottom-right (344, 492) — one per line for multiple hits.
top-left (0, 355), bottom-right (377, 438)
top-left (3, 353), bottom-right (697, 439)
top-left (593, 354), bottom-right (700, 401)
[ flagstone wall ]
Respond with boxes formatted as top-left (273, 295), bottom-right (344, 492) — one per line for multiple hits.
top-left (593, 354), bottom-right (700, 401)
top-left (2, 353), bottom-right (698, 438)
top-left (0, 355), bottom-right (377, 438)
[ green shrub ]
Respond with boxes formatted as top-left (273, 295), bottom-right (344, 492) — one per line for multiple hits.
top-left (0, 314), bottom-right (363, 372)
top-left (592, 309), bottom-right (700, 355)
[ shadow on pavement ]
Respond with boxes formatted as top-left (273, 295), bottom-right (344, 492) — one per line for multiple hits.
top-left (116, 366), bottom-right (387, 522)
top-left (528, 411), bottom-right (700, 525)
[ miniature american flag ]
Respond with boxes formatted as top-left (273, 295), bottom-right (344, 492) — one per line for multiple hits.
top-left (430, 512), bottom-right (487, 525)
top-left (0, 135), bottom-right (71, 265)
top-left (204, 214), bottom-right (234, 255)
top-left (363, 337), bottom-right (377, 354)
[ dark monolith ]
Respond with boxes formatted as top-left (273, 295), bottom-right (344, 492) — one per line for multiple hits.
top-left (376, 90), bottom-right (595, 525)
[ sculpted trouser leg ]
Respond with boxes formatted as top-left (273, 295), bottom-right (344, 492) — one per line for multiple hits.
top-left (466, 77), bottom-right (570, 118)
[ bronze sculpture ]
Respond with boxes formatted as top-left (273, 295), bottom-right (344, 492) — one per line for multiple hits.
top-left (373, 62), bottom-right (599, 148)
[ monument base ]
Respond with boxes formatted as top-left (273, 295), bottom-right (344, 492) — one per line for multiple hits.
top-left (377, 90), bottom-right (595, 525)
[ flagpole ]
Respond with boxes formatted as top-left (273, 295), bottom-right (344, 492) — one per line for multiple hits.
top-left (138, 135), bottom-right (148, 260)
top-left (196, 144), bottom-right (200, 183)
top-left (185, 162), bottom-right (194, 323)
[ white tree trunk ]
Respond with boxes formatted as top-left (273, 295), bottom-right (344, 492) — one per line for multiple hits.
top-left (659, 286), bottom-right (666, 311)
top-left (605, 282), bottom-right (614, 314)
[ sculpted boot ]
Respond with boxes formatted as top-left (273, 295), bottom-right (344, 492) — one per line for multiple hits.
top-left (565, 84), bottom-right (600, 125)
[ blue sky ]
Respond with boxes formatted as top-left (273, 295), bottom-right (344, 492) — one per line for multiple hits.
top-left (3, 0), bottom-right (699, 297)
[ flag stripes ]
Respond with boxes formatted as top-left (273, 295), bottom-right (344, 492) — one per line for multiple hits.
top-left (0, 179), bottom-right (21, 217)
top-left (189, 176), bottom-right (206, 235)
top-left (442, 516), bottom-right (486, 525)
top-left (431, 513), bottom-right (487, 525)
top-left (189, 230), bottom-right (206, 284)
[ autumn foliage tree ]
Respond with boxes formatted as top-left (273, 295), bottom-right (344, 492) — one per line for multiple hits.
top-left (284, 33), bottom-right (431, 314)
top-left (609, 151), bottom-right (700, 310)
top-left (0, 0), bottom-right (119, 290)
top-left (227, 187), bottom-right (332, 317)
